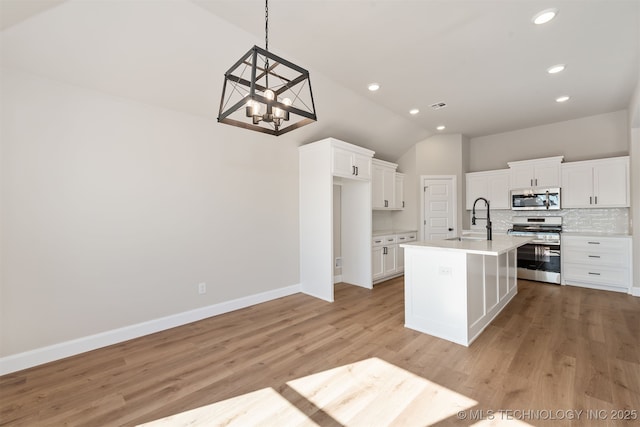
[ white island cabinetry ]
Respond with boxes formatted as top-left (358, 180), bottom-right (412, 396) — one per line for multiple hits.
top-left (401, 236), bottom-right (531, 346)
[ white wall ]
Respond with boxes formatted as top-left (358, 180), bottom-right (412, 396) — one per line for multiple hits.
top-left (393, 135), bottom-right (468, 233)
top-left (469, 110), bottom-right (629, 171)
top-left (0, 69), bottom-right (301, 357)
top-left (0, 0), bottom-right (434, 367)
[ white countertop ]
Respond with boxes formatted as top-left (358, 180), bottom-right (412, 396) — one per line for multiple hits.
top-left (562, 232), bottom-right (631, 238)
top-left (400, 235), bottom-right (533, 256)
top-left (372, 229), bottom-right (418, 237)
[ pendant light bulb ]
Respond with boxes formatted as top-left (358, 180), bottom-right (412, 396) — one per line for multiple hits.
top-left (247, 100), bottom-right (260, 115)
top-left (274, 98), bottom-right (291, 119)
top-left (265, 89), bottom-right (275, 100)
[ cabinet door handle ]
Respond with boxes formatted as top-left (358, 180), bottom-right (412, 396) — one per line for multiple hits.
top-left (588, 241), bottom-right (600, 245)
top-left (402, 201), bottom-right (405, 208)
top-left (355, 166), bottom-right (359, 176)
top-left (588, 272), bottom-right (601, 276)
top-left (590, 196), bottom-right (592, 205)
top-left (383, 247), bottom-right (387, 255)
top-left (384, 200), bottom-right (388, 207)
top-left (594, 196), bottom-right (597, 204)
top-left (536, 178), bottom-right (538, 186)
top-left (530, 179), bottom-right (533, 186)
top-left (588, 255), bottom-right (601, 258)
top-left (352, 165), bottom-right (356, 175)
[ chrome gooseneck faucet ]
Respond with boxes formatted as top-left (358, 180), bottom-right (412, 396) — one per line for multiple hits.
top-left (472, 197), bottom-right (492, 241)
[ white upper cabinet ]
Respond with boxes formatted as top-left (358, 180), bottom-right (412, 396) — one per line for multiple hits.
top-left (465, 169), bottom-right (510, 210)
top-left (394, 173), bottom-right (405, 209)
top-left (507, 156), bottom-right (563, 189)
top-left (372, 158), bottom-right (403, 210)
top-left (332, 144), bottom-right (373, 180)
top-left (561, 156), bottom-right (630, 208)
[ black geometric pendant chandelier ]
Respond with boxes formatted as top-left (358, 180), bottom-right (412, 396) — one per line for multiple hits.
top-left (217, 0), bottom-right (317, 136)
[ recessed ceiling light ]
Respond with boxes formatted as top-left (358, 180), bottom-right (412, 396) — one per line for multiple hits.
top-left (368, 83), bottom-right (380, 91)
top-left (409, 108), bottom-right (420, 115)
top-left (436, 125), bottom-right (446, 131)
top-left (547, 64), bottom-right (565, 74)
top-left (532, 8), bottom-right (558, 25)
top-left (556, 96), bottom-right (570, 103)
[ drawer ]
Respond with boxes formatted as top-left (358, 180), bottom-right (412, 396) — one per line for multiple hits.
top-left (372, 236), bottom-right (386, 247)
top-left (562, 249), bottom-right (627, 268)
top-left (562, 236), bottom-right (629, 253)
top-left (563, 263), bottom-right (629, 287)
top-left (383, 236), bottom-right (397, 244)
top-left (396, 233), bottom-right (417, 243)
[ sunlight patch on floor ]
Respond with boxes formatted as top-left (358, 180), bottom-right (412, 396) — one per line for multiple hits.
top-left (139, 357), bottom-right (479, 426)
top-left (286, 357), bottom-right (477, 426)
top-left (137, 387), bottom-right (316, 427)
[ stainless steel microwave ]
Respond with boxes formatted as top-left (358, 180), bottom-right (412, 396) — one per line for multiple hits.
top-left (511, 188), bottom-right (561, 210)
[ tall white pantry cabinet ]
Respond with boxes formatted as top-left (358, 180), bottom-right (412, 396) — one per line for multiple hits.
top-left (299, 138), bottom-right (374, 302)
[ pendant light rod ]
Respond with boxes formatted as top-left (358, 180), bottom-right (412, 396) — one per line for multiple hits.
top-left (264, 0), bottom-right (269, 89)
top-left (265, 0), bottom-right (269, 52)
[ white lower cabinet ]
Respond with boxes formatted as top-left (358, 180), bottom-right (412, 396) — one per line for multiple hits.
top-left (562, 234), bottom-right (632, 293)
top-left (372, 232), bottom-right (416, 283)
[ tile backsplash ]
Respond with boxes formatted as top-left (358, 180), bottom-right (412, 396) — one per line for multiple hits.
top-left (469, 208), bottom-right (629, 234)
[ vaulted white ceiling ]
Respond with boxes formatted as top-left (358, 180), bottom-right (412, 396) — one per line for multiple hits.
top-left (199, 0), bottom-right (640, 137)
top-left (2, 0), bottom-right (639, 160)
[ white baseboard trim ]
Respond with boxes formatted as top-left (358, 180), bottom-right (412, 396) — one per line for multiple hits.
top-left (0, 284), bottom-right (301, 376)
top-left (630, 287), bottom-right (640, 297)
top-left (333, 274), bottom-right (343, 284)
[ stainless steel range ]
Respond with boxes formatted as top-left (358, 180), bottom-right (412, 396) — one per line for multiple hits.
top-left (508, 216), bottom-right (562, 284)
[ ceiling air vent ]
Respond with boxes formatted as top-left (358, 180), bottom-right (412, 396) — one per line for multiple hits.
top-left (430, 102), bottom-right (447, 110)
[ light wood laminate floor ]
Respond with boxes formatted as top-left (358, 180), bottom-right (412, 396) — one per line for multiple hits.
top-left (1, 279), bottom-right (639, 426)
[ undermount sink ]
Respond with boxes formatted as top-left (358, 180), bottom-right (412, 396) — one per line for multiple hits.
top-left (446, 236), bottom-right (486, 241)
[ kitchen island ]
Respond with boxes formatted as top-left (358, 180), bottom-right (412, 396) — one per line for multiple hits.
top-left (400, 235), bottom-right (532, 346)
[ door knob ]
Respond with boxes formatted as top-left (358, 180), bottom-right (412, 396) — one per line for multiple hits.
top-left (448, 228), bottom-right (454, 231)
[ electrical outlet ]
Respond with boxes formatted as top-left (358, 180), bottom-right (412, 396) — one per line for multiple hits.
top-left (335, 257), bottom-right (342, 268)
top-left (198, 282), bottom-right (207, 294)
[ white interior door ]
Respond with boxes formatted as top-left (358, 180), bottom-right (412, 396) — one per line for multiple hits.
top-left (422, 177), bottom-right (456, 240)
